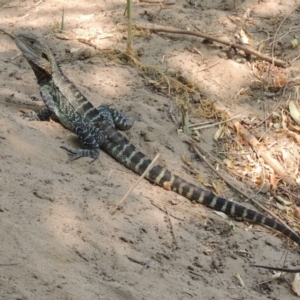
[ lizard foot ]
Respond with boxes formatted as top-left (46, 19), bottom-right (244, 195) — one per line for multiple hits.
top-left (60, 146), bottom-right (99, 164)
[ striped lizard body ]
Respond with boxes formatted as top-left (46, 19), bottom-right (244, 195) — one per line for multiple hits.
top-left (15, 34), bottom-right (300, 252)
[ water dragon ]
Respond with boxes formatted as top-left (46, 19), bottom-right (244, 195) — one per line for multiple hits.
top-left (15, 34), bottom-right (300, 272)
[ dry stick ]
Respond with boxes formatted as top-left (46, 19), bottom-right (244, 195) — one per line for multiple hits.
top-left (188, 138), bottom-right (295, 232)
top-left (198, 60), bottom-right (221, 72)
top-left (165, 206), bottom-right (179, 249)
top-left (254, 85), bottom-right (288, 129)
top-left (189, 113), bottom-right (241, 130)
top-left (110, 153), bottom-right (160, 214)
top-left (149, 201), bottom-right (184, 221)
top-left (214, 269), bottom-right (226, 287)
top-left (279, 186), bottom-right (300, 203)
top-left (0, 28), bottom-right (14, 40)
top-left (151, 4), bottom-right (163, 21)
top-left (134, 23), bottom-right (289, 67)
top-left (143, 194), bottom-right (228, 224)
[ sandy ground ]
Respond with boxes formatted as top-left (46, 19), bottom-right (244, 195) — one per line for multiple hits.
top-left (1, 0), bottom-right (300, 299)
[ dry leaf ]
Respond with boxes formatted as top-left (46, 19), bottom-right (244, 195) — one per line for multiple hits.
top-left (289, 101), bottom-right (300, 124)
top-left (294, 207), bottom-right (300, 221)
top-left (223, 158), bottom-right (234, 169)
top-left (269, 173), bottom-right (278, 190)
top-left (214, 211), bottom-right (229, 219)
top-left (276, 202), bottom-right (289, 212)
top-left (273, 74), bottom-right (287, 88)
top-left (70, 48), bottom-right (79, 53)
top-left (292, 273), bottom-right (300, 296)
top-left (214, 126), bottom-right (224, 141)
top-left (234, 273), bottom-right (245, 287)
top-left (182, 153), bottom-right (192, 167)
top-left (289, 123), bottom-right (300, 133)
top-left (291, 39), bottom-right (299, 49)
top-left (274, 195), bottom-right (292, 206)
top-left (240, 29), bottom-right (249, 45)
top-left (163, 181), bottom-right (172, 191)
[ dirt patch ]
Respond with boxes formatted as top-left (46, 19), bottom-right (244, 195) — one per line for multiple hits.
top-left (1, 0), bottom-right (300, 299)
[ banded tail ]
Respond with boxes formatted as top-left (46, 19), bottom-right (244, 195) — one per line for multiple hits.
top-left (101, 120), bottom-right (300, 247)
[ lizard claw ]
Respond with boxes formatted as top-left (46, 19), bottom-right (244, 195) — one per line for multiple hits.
top-left (60, 146), bottom-right (99, 164)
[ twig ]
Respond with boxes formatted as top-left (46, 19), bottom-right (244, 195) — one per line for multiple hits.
top-left (149, 201), bottom-right (183, 220)
top-left (143, 194), bottom-right (224, 222)
top-left (214, 269), bottom-right (226, 286)
top-left (110, 153), bottom-right (160, 214)
top-left (253, 85), bottom-right (288, 128)
top-left (292, 53), bottom-right (300, 63)
top-left (106, 170), bottom-right (113, 180)
top-left (279, 186), bottom-right (300, 203)
top-left (271, 5), bottom-right (298, 62)
top-left (189, 113), bottom-right (241, 130)
top-left (55, 33), bottom-right (113, 50)
top-left (134, 23), bottom-right (289, 67)
top-left (151, 4), bottom-right (163, 21)
top-left (187, 138), bottom-right (295, 231)
top-left (189, 270), bottom-right (204, 277)
top-left (0, 29), bottom-right (14, 40)
top-left (198, 60), bottom-right (221, 72)
top-left (165, 206), bottom-right (179, 249)
top-left (168, 104), bottom-right (179, 125)
top-left (72, 247), bottom-right (89, 262)
top-left (127, 256), bottom-right (144, 265)
top-left (138, 259), bottom-right (152, 274)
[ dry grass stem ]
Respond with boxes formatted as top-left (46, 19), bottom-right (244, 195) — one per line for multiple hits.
top-left (110, 153), bottom-right (160, 214)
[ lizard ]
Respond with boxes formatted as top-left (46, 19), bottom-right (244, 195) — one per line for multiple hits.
top-left (15, 34), bottom-right (300, 260)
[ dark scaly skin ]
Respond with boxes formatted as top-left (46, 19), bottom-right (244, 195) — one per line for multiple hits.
top-left (15, 35), bottom-right (300, 265)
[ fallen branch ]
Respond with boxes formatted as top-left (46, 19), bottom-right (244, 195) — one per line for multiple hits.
top-left (134, 23), bottom-right (289, 67)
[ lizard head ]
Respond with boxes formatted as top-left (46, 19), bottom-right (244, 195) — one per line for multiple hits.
top-left (15, 34), bottom-right (53, 80)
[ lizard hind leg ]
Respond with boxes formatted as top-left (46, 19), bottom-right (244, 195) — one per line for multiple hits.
top-left (97, 104), bottom-right (134, 130)
top-left (60, 123), bottom-right (106, 163)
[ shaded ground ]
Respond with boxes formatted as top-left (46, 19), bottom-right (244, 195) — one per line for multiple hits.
top-left (1, 0), bottom-right (300, 299)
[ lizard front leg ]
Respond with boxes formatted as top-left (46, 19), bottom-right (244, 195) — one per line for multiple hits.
top-left (21, 86), bottom-right (55, 121)
top-left (39, 88), bottom-right (106, 163)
